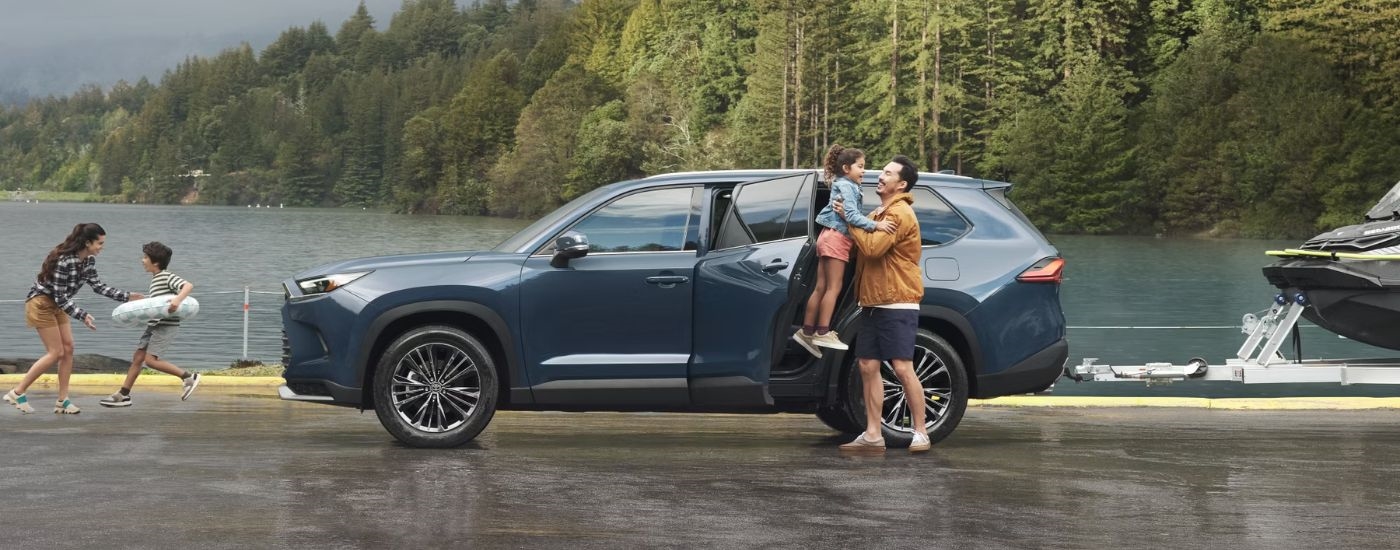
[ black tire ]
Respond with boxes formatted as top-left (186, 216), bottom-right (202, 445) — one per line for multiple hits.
top-left (372, 325), bottom-right (499, 448)
top-left (815, 405), bottom-right (862, 434)
top-left (842, 329), bottom-right (969, 447)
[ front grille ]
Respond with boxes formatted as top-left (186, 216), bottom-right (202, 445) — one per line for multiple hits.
top-left (281, 329), bottom-right (290, 367)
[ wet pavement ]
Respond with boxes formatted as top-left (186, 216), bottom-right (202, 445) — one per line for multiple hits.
top-left (3, 389), bottom-right (1400, 549)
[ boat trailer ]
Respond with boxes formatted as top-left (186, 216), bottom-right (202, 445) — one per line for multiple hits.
top-left (1066, 292), bottom-right (1400, 385)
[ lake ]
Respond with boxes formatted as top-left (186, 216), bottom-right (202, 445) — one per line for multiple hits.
top-left (1, 201), bottom-right (1393, 396)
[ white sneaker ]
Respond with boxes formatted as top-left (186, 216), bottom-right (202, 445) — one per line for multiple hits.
top-left (809, 331), bottom-right (849, 350)
top-left (791, 330), bottom-right (822, 358)
top-left (99, 391), bottom-right (132, 408)
top-left (181, 373), bottom-right (201, 401)
top-left (909, 432), bottom-right (931, 453)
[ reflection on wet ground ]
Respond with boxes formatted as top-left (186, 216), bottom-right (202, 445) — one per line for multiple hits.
top-left (2, 390), bottom-right (1399, 548)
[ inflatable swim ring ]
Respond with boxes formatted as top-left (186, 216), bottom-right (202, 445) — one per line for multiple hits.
top-left (111, 296), bottom-right (200, 327)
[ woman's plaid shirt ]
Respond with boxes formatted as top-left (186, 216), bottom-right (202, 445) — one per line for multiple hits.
top-left (26, 254), bottom-right (130, 320)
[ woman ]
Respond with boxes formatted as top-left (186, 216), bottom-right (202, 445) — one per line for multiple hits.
top-left (4, 223), bottom-right (142, 414)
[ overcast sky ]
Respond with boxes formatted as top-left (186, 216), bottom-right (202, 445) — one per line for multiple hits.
top-left (0, 0), bottom-right (409, 98)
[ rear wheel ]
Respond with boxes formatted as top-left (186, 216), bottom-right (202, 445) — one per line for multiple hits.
top-left (842, 329), bottom-right (969, 447)
top-left (372, 325), bottom-right (498, 448)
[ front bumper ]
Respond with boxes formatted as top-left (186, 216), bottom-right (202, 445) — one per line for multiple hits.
top-left (281, 279), bottom-right (374, 406)
top-left (278, 385), bottom-right (334, 402)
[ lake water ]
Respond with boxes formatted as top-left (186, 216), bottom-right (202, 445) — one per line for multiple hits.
top-left (0, 201), bottom-right (526, 369)
top-left (1, 201), bottom-right (1394, 396)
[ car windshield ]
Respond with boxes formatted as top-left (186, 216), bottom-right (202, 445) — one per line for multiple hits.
top-left (493, 184), bottom-right (620, 253)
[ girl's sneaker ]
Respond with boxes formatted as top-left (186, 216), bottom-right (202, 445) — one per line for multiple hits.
top-left (4, 389), bottom-right (33, 414)
top-left (99, 391), bottom-right (132, 408)
top-left (810, 331), bottom-right (849, 350)
top-left (54, 398), bottom-right (80, 414)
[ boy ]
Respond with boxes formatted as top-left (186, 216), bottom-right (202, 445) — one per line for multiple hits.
top-left (99, 242), bottom-right (200, 407)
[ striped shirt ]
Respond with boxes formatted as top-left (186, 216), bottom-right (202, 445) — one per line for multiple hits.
top-left (148, 270), bottom-right (190, 326)
top-left (27, 254), bottom-right (130, 321)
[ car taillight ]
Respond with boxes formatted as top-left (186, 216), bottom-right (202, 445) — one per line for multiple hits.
top-left (1017, 257), bottom-right (1064, 284)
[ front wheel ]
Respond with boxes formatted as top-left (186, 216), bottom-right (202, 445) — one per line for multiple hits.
top-left (842, 329), bottom-right (969, 447)
top-left (372, 325), bottom-right (499, 448)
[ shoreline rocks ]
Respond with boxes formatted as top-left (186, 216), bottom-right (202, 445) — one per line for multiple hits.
top-left (0, 354), bottom-right (129, 374)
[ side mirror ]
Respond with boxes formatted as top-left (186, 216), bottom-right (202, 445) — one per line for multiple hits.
top-left (550, 231), bottom-right (591, 268)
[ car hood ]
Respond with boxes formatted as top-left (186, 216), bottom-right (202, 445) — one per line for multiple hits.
top-left (294, 251), bottom-right (478, 280)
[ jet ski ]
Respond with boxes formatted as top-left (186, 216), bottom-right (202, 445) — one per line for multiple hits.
top-left (1263, 180), bottom-right (1400, 351)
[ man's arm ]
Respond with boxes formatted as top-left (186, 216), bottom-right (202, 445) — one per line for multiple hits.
top-left (849, 209), bottom-right (900, 257)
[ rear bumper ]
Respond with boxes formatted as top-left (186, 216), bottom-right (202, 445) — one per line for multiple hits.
top-left (973, 337), bottom-right (1068, 398)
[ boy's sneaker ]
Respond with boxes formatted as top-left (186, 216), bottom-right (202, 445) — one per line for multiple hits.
top-left (791, 329), bottom-right (822, 358)
top-left (838, 432), bottom-right (886, 452)
top-left (181, 372), bottom-right (201, 401)
top-left (99, 391), bottom-right (132, 408)
top-left (810, 331), bottom-right (849, 350)
top-left (909, 432), bottom-right (932, 453)
top-left (4, 389), bottom-right (33, 414)
top-left (54, 399), bottom-right (80, 414)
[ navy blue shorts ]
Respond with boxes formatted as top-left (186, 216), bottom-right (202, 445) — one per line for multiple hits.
top-left (854, 308), bottom-right (919, 361)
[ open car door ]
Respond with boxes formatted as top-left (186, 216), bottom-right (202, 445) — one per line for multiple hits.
top-left (691, 172), bottom-right (816, 407)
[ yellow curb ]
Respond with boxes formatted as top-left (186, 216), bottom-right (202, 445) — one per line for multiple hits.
top-left (0, 374), bottom-right (283, 387)
top-left (5, 375), bottom-right (1396, 409)
top-left (973, 395), bottom-right (1400, 410)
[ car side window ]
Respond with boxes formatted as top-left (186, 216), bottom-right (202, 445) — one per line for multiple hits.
top-left (559, 187), bottom-right (699, 253)
top-left (858, 186), bottom-right (971, 246)
top-left (714, 174), bottom-right (812, 249)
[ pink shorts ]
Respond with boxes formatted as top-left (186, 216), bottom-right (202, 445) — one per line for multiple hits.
top-left (816, 228), bottom-right (853, 261)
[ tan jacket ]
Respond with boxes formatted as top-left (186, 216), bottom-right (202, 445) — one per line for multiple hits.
top-left (848, 192), bottom-right (924, 306)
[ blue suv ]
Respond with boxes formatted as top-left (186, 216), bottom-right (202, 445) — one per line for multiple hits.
top-left (279, 169), bottom-right (1067, 448)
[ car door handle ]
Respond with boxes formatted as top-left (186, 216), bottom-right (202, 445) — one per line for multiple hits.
top-left (762, 261), bottom-right (790, 273)
top-left (646, 275), bottom-right (689, 286)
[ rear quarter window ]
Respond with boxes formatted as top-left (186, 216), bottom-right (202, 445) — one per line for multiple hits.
top-left (859, 186), bottom-right (971, 246)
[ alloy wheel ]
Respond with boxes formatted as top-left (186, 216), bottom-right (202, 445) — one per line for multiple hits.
top-left (390, 342), bottom-right (483, 433)
top-left (879, 343), bottom-right (953, 434)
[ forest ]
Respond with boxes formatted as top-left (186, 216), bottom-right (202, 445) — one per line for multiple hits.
top-left (1, 0), bottom-right (1398, 237)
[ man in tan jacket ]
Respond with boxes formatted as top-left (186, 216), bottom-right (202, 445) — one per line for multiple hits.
top-left (834, 155), bottom-right (930, 453)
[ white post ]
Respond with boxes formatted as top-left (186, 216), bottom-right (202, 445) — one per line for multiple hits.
top-left (242, 286), bottom-right (250, 360)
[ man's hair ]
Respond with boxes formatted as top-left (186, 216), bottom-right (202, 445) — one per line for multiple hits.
top-left (143, 241), bottom-right (173, 270)
top-left (891, 155), bottom-right (919, 191)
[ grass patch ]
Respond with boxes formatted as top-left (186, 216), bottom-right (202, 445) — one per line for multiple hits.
top-left (201, 362), bottom-right (285, 377)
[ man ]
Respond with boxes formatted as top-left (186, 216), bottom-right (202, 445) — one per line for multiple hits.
top-left (833, 155), bottom-right (930, 453)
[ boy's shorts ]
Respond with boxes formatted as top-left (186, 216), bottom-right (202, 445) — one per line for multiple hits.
top-left (24, 296), bottom-right (68, 329)
top-left (854, 308), bottom-right (919, 361)
top-left (138, 325), bottom-right (179, 358)
top-left (816, 227), bottom-right (854, 261)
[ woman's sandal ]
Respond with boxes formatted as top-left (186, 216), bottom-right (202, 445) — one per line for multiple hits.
top-left (54, 398), bottom-right (80, 415)
top-left (3, 390), bottom-right (33, 414)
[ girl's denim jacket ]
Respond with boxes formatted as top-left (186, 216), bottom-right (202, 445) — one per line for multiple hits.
top-left (815, 176), bottom-right (877, 236)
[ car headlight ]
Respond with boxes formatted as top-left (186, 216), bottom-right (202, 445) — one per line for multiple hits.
top-left (296, 271), bottom-right (371, 296)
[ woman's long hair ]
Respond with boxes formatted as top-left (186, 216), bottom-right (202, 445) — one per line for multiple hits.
top-left (37, 223), bottom-right (105, 284)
